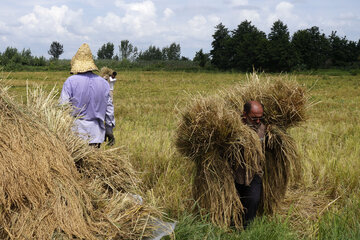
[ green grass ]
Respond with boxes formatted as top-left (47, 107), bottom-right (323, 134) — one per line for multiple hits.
top-left (318, 194), bottom-right (360, 240)
top-left (3, 70), bottom-right (360, 239)
top-left (167, 212), bottom-right (301, 240)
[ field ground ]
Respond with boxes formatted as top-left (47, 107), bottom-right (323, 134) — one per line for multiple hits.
top-left (3, 70), bottom-right (360, 239)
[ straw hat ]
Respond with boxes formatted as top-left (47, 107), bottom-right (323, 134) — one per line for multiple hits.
top-left (70, 43), bottom-right (98, 74)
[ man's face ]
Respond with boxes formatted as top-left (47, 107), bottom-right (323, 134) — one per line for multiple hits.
top-left (244, 104), bottom-right (264, 129)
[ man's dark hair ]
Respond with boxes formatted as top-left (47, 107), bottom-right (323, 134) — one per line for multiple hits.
top-left (112, 71), bottom-right (117, 77)
top-left (244, 101), bottom-right (252, 114)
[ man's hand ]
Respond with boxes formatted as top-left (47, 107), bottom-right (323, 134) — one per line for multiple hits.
top-left (105, 125), bottom-right (115, 146)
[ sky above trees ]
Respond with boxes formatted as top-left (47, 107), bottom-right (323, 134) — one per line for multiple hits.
top-left (0, 0), bottom-right (359, 59)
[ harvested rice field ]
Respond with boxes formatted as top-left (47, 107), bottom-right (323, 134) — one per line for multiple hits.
top-left (3, 70), bottom-right (360, 239)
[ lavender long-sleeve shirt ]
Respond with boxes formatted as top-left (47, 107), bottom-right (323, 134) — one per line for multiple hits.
top-left (60, 72), bottom-right (115, 143)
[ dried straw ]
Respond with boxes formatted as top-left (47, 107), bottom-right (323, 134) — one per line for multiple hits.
top-left (224, 72), bottom-right (308, 129)
top-left (100, 67), bottom-right (114, 81)
top-left (0, 83), bottom-right (164, 239)
top-left (175, 72), bottom-right (308, 229)
top-left (176, 96), bottom-right (264, 228)
top-left (260, 125), bottom-right (300, 214)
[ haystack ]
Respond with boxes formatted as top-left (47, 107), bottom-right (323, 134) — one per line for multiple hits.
top-left (0, 83), bottom-right (165, 239)
top-left (100, 66), bottom-right (114, 80)
top-left (175, 72), bottom-right (308, 229)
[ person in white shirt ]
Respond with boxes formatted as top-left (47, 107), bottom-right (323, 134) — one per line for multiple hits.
top-left (109, 71), bottom-right (117, 99)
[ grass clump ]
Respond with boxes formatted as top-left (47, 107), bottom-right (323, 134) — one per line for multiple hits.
top-left (168, 212), bottom-right (301, 240)
top-left (317, 193), bottom-right (360, 240)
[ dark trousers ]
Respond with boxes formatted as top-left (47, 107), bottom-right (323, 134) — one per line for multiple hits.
top-left (89, 143), bottom-right (101, 148)
top-left (235, 174), bottom-right (262, 228)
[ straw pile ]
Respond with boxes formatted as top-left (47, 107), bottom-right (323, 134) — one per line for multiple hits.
top-left (176, 72), bottom-right (308, 229)
top-left (0, 84), bottom-right (164, 239)
top-left (100, 66), bottom-right (114, 80)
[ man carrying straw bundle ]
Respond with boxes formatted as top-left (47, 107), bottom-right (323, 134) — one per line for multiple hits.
top-left (176, 73), bottom-right (307, 230)
top-left (60, 43), bottom-right (115, 147)
top-left (234, 100), bottom-right (265, 228)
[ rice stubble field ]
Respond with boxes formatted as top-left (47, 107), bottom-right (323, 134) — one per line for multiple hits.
top-left (4, 70), bottom-right (360, 239)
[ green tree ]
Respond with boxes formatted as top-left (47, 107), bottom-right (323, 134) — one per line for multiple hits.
top-left (119, 40), bottom-right (135, 60)
top-left (193, 49), bottom-right (210, 67)
top-left (162, 43), bottom-right (181, 60)
top-left (48, 41), bottom-right (64, 60)
top-left (130, 47), bottom-right (138, 61)
top-left (20, 48), bottom-right (32, 65)
top-left (229, 20), bottom-right (268, 71)
top-left (267, 20), bottom-right (296, 72)
top-left (328, 31), bottom-right (359, 66)
top-left (348, 40), bottom-right (359, 63)
top-left (138, 45), bottom-right (163, 60)
top-left (33, 56), bottom-right (46, 66)
top-left (210, 23), bottom-right (231, 70)
top-left (291, 26), bottom-right (330, 69)
top-left (2, 47), bottom-right (20, 65)
top-left (97, 42), bottom-right (114, 59)
top-left (328, 31), bottom-right (349, 66)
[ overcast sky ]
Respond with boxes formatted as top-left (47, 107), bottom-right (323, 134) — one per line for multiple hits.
top-left (1, 0), bottom-right (359, 59)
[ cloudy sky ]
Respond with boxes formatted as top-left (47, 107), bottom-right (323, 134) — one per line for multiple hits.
top-left (1, 0), bottom-right (359, 59)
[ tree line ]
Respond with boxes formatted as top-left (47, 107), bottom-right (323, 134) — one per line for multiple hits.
top-left (0, 47), bottom-right (47, 68)
top-left (1, 19), bottom-right (360, 72)
top-left (96, 40), bottom-right (184, 61)
top-left (0, 41), bottom-right (64, 69)
top-left (0, 40), bottom-right (189, 71)
top-left (209, 20), bottom-right (360, 71)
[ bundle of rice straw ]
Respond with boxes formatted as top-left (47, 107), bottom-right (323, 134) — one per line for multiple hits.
top-left (224, 72), bottom-right (307, 129)
top-left (176, 72), bottom-right (308, 229)
top-left (0, 83), bottom-right (166, 239)
top-left (100, 66), bottom-right (114, 80)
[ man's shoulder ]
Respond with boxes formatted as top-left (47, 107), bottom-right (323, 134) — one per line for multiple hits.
top-left (67, 72), bottom-right (105, 81)
top-left (65, 73), bottom-right (85, 81)
top-left (89, 73), bottom-right (110, 90)
top-left (65, 72), bottom-right (108, 87)
top-left (94, 74), bottom-right (108, 82)
top-left (94, 74), bottom-right (110, 87)
top-left (63, 75), bottom-right (76, 86)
